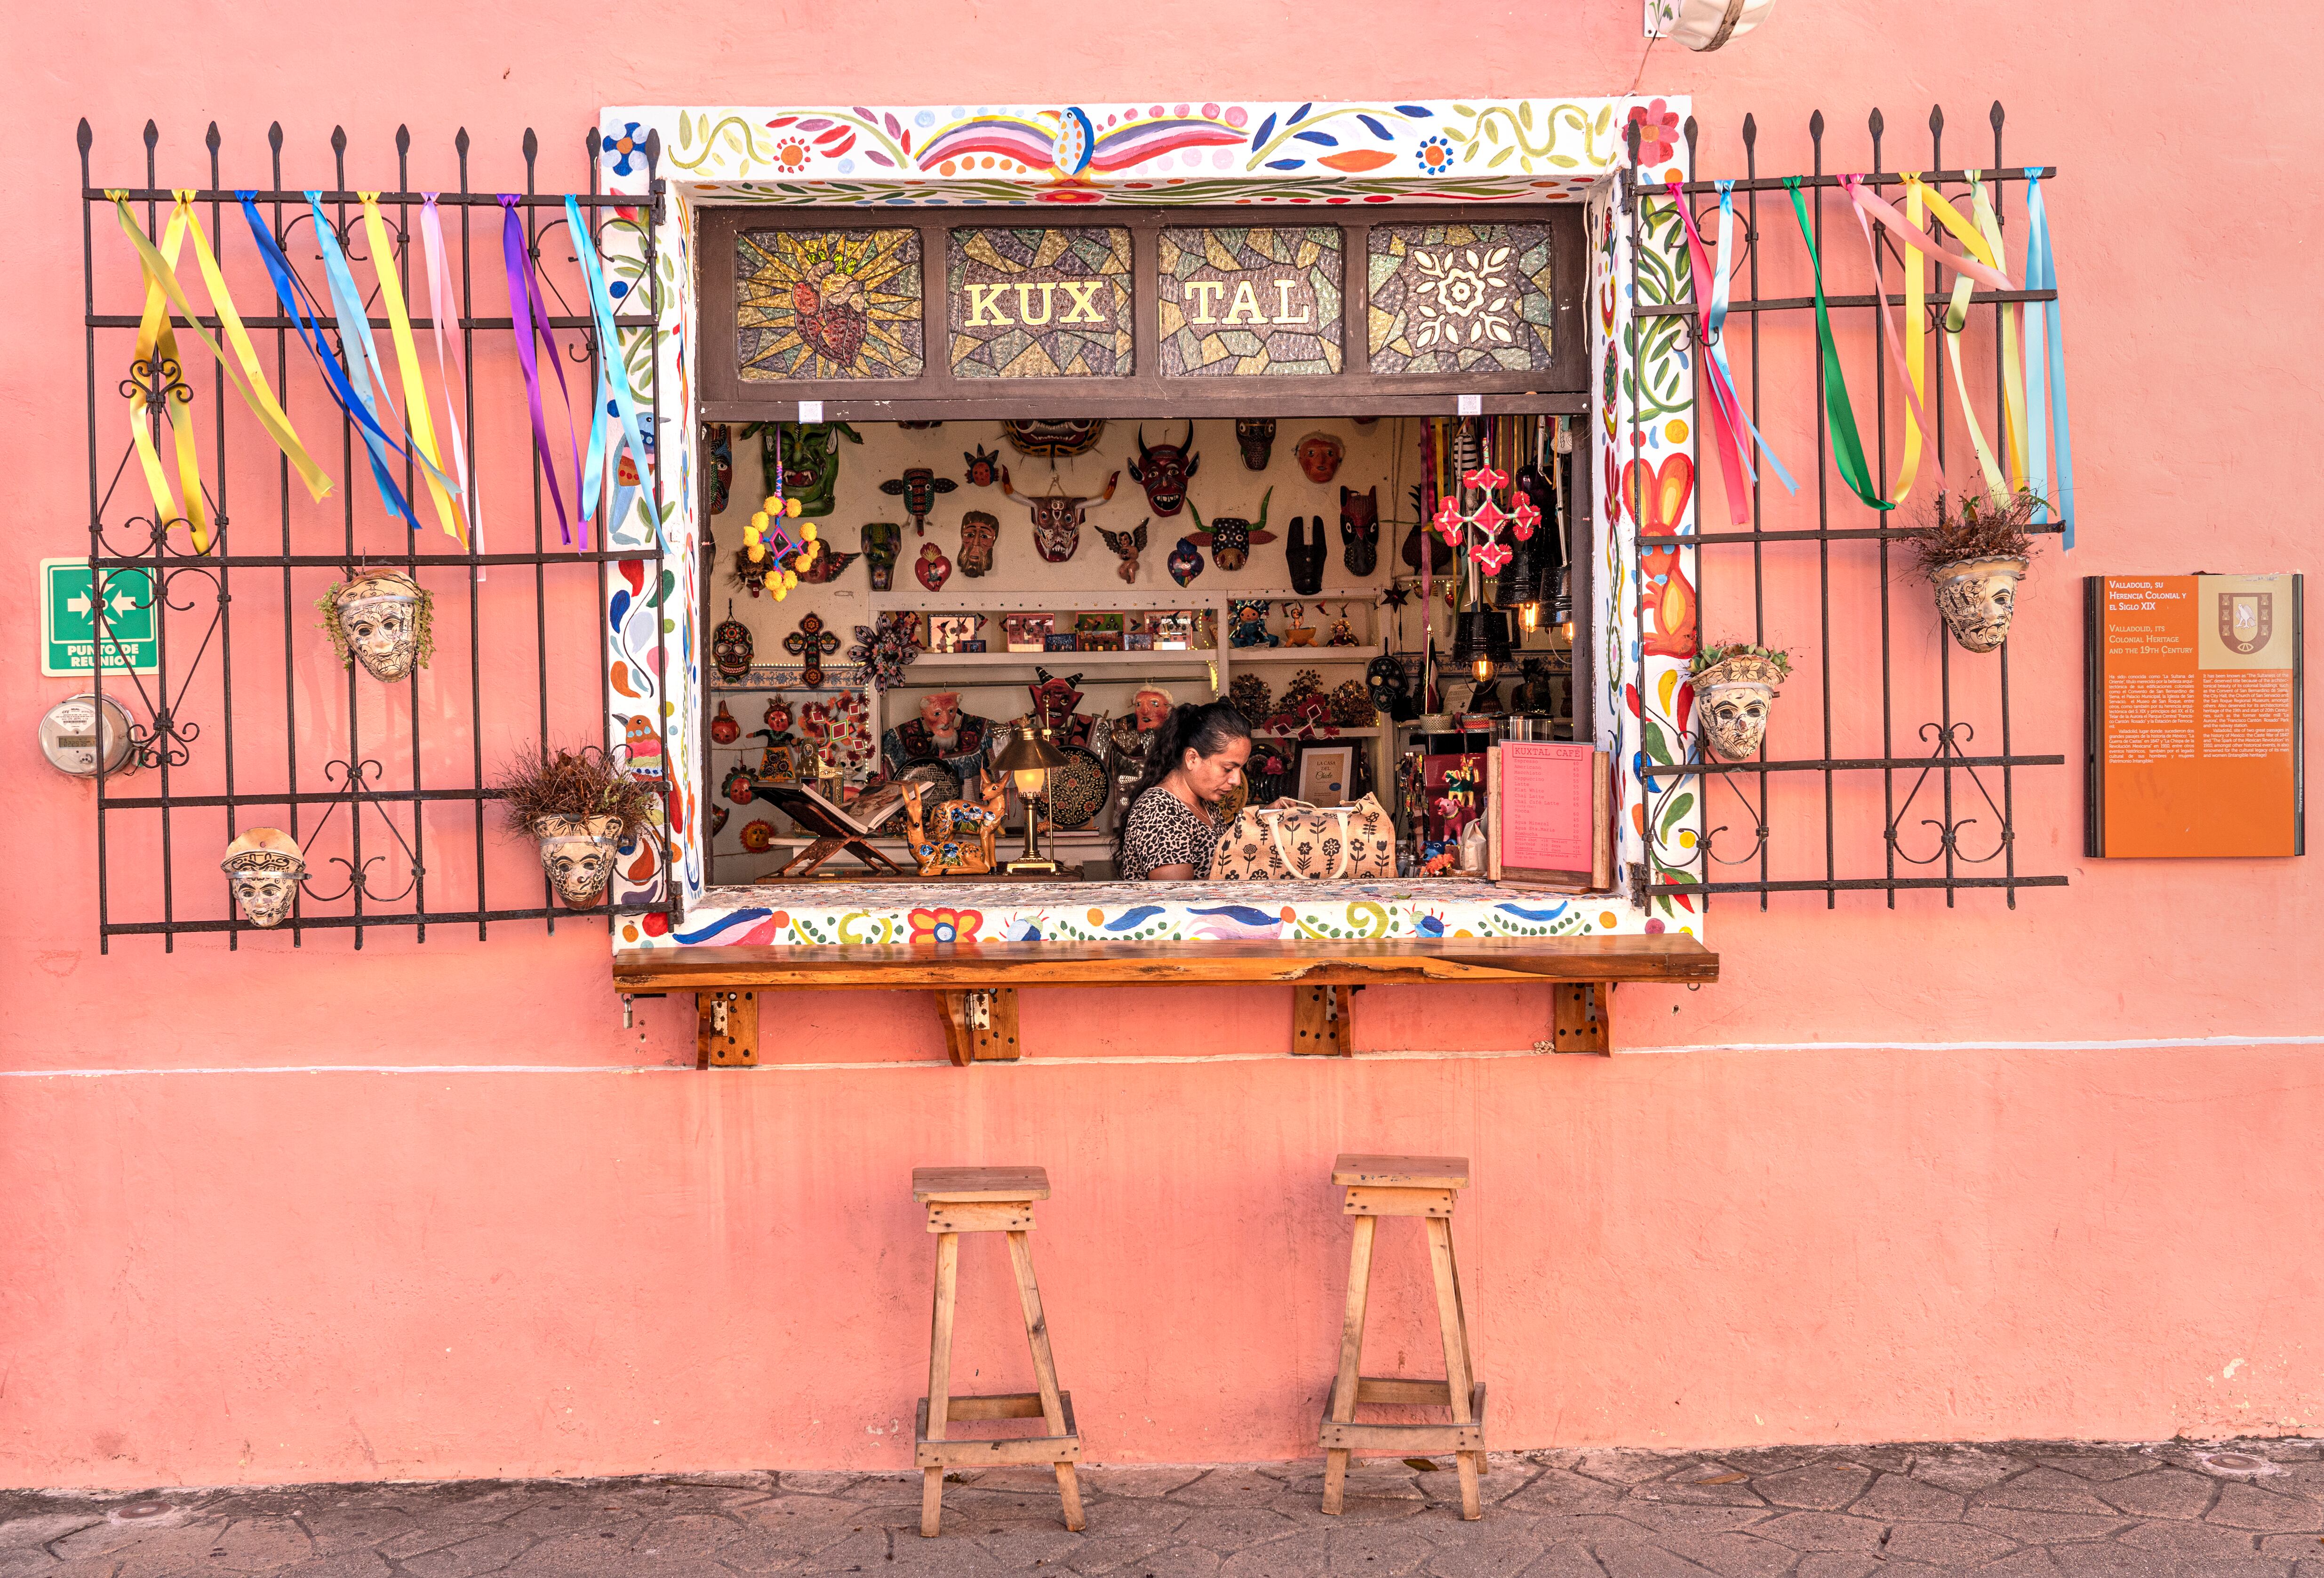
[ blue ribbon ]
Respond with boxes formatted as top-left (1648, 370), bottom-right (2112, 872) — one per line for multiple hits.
top-left (307, 194), bottom-right (430, 532)
top-left (2023, 171), bottom-right (2075, 549)
top-left (564, 196), bottom-right (657, 538)
top-left (1711, 184), bottom-right (1799, 494)
top-left (237, 194), bottom-right (422, 528)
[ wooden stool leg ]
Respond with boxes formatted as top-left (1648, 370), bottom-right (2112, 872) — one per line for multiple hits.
top-left (1425, 1216), bottom-right (1481, 1521)
top-left (1005, 1230), bottom-right (1086, 1533)
top-left (1443, 1227), bottom-right (1484, 1482)
top-left (922, 1231), bottom-right (960, 1538)
top-left (1321, 1212), bottom-right (1378, 1515)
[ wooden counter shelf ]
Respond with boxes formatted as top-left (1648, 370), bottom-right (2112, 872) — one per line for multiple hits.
top-left (615, 935), bottom-right (1717, 1068)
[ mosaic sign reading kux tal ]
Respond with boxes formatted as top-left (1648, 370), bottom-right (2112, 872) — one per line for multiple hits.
top-left (947, 227), bottom-right (1134, 379)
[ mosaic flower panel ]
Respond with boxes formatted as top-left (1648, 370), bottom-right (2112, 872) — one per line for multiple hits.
top-left (1367, 223), bottom-right (1556, 374)
top-left (735, 227), bottom-right (924, 382)
top-left (1158, 227), bottom-right (1342, 378)
top-left (947, 227), bottom-right (1134, 379)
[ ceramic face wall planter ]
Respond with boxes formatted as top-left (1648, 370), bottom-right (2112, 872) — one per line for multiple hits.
top-left (878, 466), bottom-right (957, 535)
top-left (860, 521), bottom-right (902, 591)
top-left (221, 827), bottom-right (304, 928)
top-left (711, 603), bottom-right (756, 681)
top-left (999, 466), bottom-right (1119, 564)
top-left (1295, 432), bottom-right (1344, 484)
top-left (1693, 652), bottom-right (1787, 763)
top-left (958, 510), bottom-right (999, 577)
top-left (1340, 486), bottom-right (1380, 575)
top-left (1128, 422), bottom-right (1200, 516)
top-left (1932, 555), bottom-right (2029, 653)
top-left (321, 572), bottom-right (432, 683)
top-left (1235, 418), bottom-right (1277, 470)
top-left (534, 813), bottom-right (624, 908)
top-left (1188, 488), bottom-right (1273, 572)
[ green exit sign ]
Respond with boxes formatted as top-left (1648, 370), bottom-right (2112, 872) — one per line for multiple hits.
top-left (40, 558), bottom-right (159, 677)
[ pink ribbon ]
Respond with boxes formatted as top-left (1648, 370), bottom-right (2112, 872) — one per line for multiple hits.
top-left (1667, 185), bottom-right (1753, 527)
top-left (1837, 175), bottom-right (1944, 491)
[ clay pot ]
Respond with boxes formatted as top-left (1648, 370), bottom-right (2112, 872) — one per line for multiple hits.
top-left (220, 827), bottom-right (305, 928)
top-left (1931, 555), bottom-right (2029, 654)
top-left (710, 701), bottom-right (741, 744)
top-left (534, 813), bottom-right (624, 908)
top-left (1692, 653), bottom-right (1785, 763)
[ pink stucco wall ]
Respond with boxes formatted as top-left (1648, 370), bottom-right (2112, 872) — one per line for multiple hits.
top-left (4, 0), bottom-right (2318, 1488)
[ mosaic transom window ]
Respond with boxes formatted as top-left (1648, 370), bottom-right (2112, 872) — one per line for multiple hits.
top-left (1158, 227), bottom-right (1343, 378)
top-left (1366, 223), bottom-right (1555, 375)
top-left (735, 227), bottom-right (925, 382)
top-left (947, 227), bottom-right (1134, 379)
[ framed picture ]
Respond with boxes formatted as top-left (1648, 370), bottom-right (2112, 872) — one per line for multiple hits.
top-left (1297, 744), bottom-right (1356, 808)
top-left (1125, 632), bottom-right (1155, 651)
top-left (1044, 632), bottom-right (1081, 653)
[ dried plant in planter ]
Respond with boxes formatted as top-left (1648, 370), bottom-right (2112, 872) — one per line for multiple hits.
top-left (1690, 642), bottom-right (1793, 762)
top-left (495, 745), bottom-right (659, 908)
top-left (1913, 488), bottom-right (2046, 653)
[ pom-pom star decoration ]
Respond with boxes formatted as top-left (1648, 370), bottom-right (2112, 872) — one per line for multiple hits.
top-left (1430, 465), bottom-right (1541, 578)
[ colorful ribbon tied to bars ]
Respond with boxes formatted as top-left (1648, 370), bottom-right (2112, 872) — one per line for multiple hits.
top-left (1781, 176), bottom-right (1891, 512)
top-left (109, 191), bottom-right (332, 550)
top-left (417, 195), bottom-right (479, 551)
top-left (564, 195), bottom-right (656, 547)
top-left (501, 195), bottom-right (588, 548)
top-left (2023, 170), bottom-right (2074, 547)
top-left (1666, 180), bottom-right (1797, 525)
top-left (358, 194), bottom-right (467, 544)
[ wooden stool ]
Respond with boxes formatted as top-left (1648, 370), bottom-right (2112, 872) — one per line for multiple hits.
top-left (911, 1166), bottom-right (1085, 1538)
top-left (1318, 1153), bottom-right (1486, 1520)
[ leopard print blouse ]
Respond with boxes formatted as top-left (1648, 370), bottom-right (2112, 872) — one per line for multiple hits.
top-left (1119, 787), bottom-right (1222, 881)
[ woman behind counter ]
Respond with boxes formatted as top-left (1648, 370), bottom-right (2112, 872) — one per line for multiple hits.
top-left (1111, 701), bottom-right (1252, 881)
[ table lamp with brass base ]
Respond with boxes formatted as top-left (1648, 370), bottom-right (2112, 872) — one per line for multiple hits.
top-left (994, 726), bottom-right (1069, 875)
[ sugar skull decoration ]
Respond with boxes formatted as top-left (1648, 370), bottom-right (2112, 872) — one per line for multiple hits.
top-left (1235, 417), bottom-right (1277, 470)
top-left (1128, 422), bottom-right (1200, 517)
top-left (784, 612), bottom-right (841, 689)
top-left (319, 571), bottom-right (432, 683)
top-left (1931, 556), bottom-right (2030, 653)
top-left (1188, 487), bottom-right (1274, 572)
top-left (957, 510), bottom-right (1000, 577)
top-left (847, 611), bottom-right (920, 691)
top-left (1692, 645), bottom-right (1791, 762)
top-left (1167, 536), bottom-right (1205, 588)
top-left (1340, 486), bottom-right (1381, 576)
top-left (1098, 519), bottom-right (1149, 584)
top-left (1284, 516), bottom-right (1326, 597)
top-left (860, 521), bottom-right (902, 591)
top-left (916, 542), bottom-right (952, 592)
top-left (220, 827), bottom-right (304, 928)
top-left (963, 442), bottom-right (1003, 488)
top-left (1001, 418), bottom-right (1106, 459)
top-left (878, 466), bottom-right (958, 536)
top-left (1228, 598), bottom-right (1279, 649)
top-left (1366, 654), bottom-right (1414, 721)
top-left (1295, 432), bottom-right (1345, 484)
top-left (704, 423), bottom-right (733, 517)
top-left (711, 602), bottom-right (756, 682)
top-left (999, 465), bottom-right (1120, 564)
top-left (752, 420), bottom-right (861, 518)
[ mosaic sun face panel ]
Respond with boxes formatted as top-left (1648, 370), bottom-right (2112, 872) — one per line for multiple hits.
top-left (947, 227), bottom-right (1134, 379)
top-left (736, 227), bottom-right (924, 381)
top-left (1158, 227), bottom-right (1343, 378)
top-left (1367, 223), bottom-right (1556, 375)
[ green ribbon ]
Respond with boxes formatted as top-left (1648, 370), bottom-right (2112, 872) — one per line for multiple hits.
top-left (1784, 178), bottom-right (1893, 512)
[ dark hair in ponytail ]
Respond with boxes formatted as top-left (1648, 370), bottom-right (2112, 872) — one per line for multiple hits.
top-left (1110, 700), bottom-right (1252, 869)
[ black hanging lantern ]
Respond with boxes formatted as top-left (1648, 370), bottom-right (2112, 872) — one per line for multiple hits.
top-left (711, 600), bottom-right (755, 682)
top-left (1451, 609), bottom-right (1511, 684)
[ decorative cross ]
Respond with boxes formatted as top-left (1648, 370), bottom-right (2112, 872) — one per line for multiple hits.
top-left (1431, 465), bottom-right (1541, 576)
top-left (784, 612), bottom-right (841, 689)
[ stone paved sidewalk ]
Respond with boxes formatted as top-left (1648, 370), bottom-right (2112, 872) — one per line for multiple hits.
top-left (5, 1439), bottom-right (2321, 1577)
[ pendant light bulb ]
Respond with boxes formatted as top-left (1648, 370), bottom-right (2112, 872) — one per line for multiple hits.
top-left (1519, 601), bottom-right (1541, 633)
top-left (1471, 654), bottom-right (1497, 684)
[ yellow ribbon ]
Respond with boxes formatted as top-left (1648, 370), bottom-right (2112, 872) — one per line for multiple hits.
top-left (1903, 173), bottom-right (2008, 497)
top-left (110, 193), bottom-right (331, 549)
top-left (121, 197), bottom-right (209, 550)
top-left (1897, 178), bottom-right (1928, 504)
top-left (1970, 175), bottom-right (2030, 490)
top-left (359, 195), bottom-right (466, 544)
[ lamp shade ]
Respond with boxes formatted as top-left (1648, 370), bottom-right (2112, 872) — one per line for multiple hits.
top-left (994, 726), bottom-right (1069, 777)
top-left (1656, 0), bottom-right (1775, 51)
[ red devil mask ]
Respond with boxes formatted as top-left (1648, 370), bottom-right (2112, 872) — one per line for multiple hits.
top-left (1127, 421), bottom-right (1200, 516)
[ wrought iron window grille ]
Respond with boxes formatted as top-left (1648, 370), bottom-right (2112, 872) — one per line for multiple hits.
top-left (1621, 102), bottom-right (2071, 909)
top-left (78, 118), bottom-right (676, 949)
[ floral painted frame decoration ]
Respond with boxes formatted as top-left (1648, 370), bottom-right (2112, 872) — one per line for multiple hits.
top-left (596, 96), bottom-right (1700, 946)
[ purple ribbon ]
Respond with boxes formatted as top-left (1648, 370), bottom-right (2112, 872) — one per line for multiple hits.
top-left (501, 197), bottom-right (586, 547)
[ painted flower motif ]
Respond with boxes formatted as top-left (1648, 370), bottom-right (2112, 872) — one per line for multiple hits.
top-left (1409, 247), bottom-right (1517, 349)
top-left (603, 121), bottom-right (645, 176)
top-left (775, 136), bottom-right (811, 172)
top-left (1626, 100), bottom-right (1680, 166)
top-left (908, 907), bottom-right (982, 944)
top-left (1413, 135), bottom-right (1457, 174)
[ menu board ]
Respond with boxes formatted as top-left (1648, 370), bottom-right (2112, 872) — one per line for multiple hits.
top-left (1489, 742), bottom-right (1612, 889)
top-left (2086, 574), bottom-right (2304, 857)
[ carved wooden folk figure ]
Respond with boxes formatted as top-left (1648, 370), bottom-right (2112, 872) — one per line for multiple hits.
top-left (1167, 536), bottom-right (1205, 587)
top-left (1098, 519), bottom-right (1149, 584)
top-left (999, 466), bottom-right (1121, 564)
top-left (880, 465), bottom-right (959, 535)
top-left (958, 510), bottom-right (1001, 577)
top-left (963, 442), bottom-right (1002, 487)
top-left (1285, 516), bottom-right (1327, 596)
top-left (1127, 422), bottom-right (1199, 516)
top-left (901, 771), bottom-right (1008, 877)
top-left (861, 521), bottom-right (902, 591)
top-left (1340, 485), bottom-right (1380, 575)
top-left (1188, 487), bottom-right (1274, 572)
top-left (1295, 431), bottom-right (1345, 484)
top-left (785, 612), bottom-right (842, 689)
top-left (1235, 417), bottom-right (1277, 470)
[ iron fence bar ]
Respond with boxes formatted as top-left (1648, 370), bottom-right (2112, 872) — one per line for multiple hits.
top-left (1659, 753), bottom-right (2064, 776)
top-left (459, 127), bottom-right (489, 941)
top-left (1635, 288), bottom-right (2054, 318)
top-left (526, 129), bottom-right (555, 933)
top-left (394, 126), bottom-right (429, 944)
top-left (102, 904), bottom-right (668, 936)
top-left (270, 124), bottom-right (301, 946)
top-left (101, 787), bottom-right (551, 810)
top-left (1744, 113), bottom-right (1767, 910)
top-left (1928, 107), bottom-right (1958, 909)
top-left (1991, 103), bottom-right (2021, 910)
top-left (1872, 107), bottom-right (1898, 909)
top-left (1636, 522), bottom-right (2068, 549)
top-left (1665, 167), bottom-right (2053, 195)
top-left (84, 186), bottom-right (644, 208)
top-left (207, 125), bottom-right (241, 948)
top-left (588, 128), bottom-right (616, 933)
top-left (1812, 112), bottom-right (1836, 910)
top-left (329, 127), bottom-right (367, 948)
top-left (1704, 876), bottom-right (2068, 894)
top-left (144, 122), bottom-right (182, 952)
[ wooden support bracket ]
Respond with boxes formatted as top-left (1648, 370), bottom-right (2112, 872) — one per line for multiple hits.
top-left (937, 988), bottom-right (1022, 1064)
top-left (1551, 981), bottom-right (1613, 1054)
top-left (1292, 984), bottom-right (1354, 1056)
top-left (696, 989), bottom-right (759, 1067)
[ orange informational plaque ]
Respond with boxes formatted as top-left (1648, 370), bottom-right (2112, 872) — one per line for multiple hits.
top-left (2086, 574), bottom-right (2304, 857)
